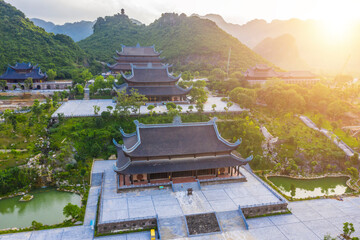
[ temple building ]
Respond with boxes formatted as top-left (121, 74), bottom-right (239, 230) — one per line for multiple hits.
top-left (0, 62), bottom-right (71, 90)
top-left (107, 43), bottom-right (163, 73)
top-left (119, 63), bottom-right (191, 102)
top-left (113, 117), bottom-right (252, 189)
top-left (0, 62), bottom-right (47, 87)
top-left (244, 64), bottom-right (320, 85)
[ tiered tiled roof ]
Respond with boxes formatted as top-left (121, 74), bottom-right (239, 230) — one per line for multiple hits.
top-left (121, 64), bottom-right (180, 83)
top-left (113, 117), bottom-right (252, 175)
top-left (0, 62), bottom-right (47, 81)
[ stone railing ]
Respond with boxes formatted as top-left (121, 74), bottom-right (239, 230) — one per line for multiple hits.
top-left (198, 175), bottom-right (246, 186)
top-left (117, 180), bottom-right (171, 193)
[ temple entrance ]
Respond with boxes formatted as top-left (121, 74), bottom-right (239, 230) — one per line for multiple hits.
top-left (149, 172), bottom-right (168, 180)
top-left (172, 171), bottom-right (193, 178)
top-left (21, 85), bottom-right (24, 90)
top-left (36, 85), bottom-right (41, 90)
top-left (47, 85), bottom-right (51, 89)
top-left (197, 169), bottom-right (216, 176)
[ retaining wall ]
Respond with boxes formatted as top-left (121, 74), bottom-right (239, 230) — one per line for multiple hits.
top-left (97, 217), bottom-right (157, 234)
top-left (241, 202), bottom-right (288, 218)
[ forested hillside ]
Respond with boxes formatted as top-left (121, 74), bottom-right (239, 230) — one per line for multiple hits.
top-left (0, 0), bottom-right (87, 74)
top-left (79, 13), bottom-right (270, 72)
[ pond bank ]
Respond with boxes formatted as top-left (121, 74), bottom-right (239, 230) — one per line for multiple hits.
top-left (0, 188), bottom-right (81, 230)
top-left (261, 173), bottom-right (358, 201)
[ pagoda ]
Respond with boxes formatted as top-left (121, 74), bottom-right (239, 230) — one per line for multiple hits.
top-left (108, 43), bottom-right (163, 73)
top-left (120, 63), bottom-right (191, 102)
top-left (0, 62), bottom-right (47, 83)
top-left (113, 117), bottom-right (252, 189)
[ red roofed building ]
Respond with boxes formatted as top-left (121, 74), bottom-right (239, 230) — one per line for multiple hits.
top-left (244, 64), bottom-right (320, 85)
top-left (107, 43), bottom-right (163, 73)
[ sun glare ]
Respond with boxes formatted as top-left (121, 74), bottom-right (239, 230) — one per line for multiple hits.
top-left (317, 1), bottom-right (358, 41)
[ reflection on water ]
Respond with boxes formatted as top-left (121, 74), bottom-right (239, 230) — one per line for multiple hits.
top-left (0, 188), bottom-right (81, 229)
top-left (268, 176), bottom-right (352, 199)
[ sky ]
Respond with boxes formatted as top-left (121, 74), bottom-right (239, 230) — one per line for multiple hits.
top-left (5, 0), bottom-right (360, 25)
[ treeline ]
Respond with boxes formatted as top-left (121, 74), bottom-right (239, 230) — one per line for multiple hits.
top-left (0, 167), bottom-right (36, 195)
top-left (229, 81), bottom-right (358, 119)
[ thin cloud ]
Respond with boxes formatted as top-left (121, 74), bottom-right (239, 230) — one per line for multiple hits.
top-left (5, 0), bottom-right (360, 25)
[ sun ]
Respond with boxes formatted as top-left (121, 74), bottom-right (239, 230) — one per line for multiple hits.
top-left (317, 1), bottom-right (358, 41)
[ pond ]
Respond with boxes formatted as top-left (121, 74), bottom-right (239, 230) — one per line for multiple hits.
top-left (268, 176), bottom-right (353, 199)
top-left (0, 188), bottom-right (81, 229)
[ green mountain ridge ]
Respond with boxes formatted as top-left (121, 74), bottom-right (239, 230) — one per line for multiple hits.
top-left (0, 0), bottom-right (87, 73)
top-left (78, 13), bottom-right (271, 72)
top-left (31, 18), bottom-right (95, 42)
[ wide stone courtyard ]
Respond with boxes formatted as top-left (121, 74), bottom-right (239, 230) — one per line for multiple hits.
top-left (51, 97), bottom-right (245, 118)
top-left (1, 160), bottom-right (360, 239)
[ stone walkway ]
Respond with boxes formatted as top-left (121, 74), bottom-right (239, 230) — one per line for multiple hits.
top-left (51, 97), bottom-right (245, 118)
top-left (300, 115), bottom-right (355, 157)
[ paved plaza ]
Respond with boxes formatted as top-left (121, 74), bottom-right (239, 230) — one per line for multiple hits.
top-left (51, 97), bottom-right (245, 118)
top-left (2, 160), bottom-right (360, 239)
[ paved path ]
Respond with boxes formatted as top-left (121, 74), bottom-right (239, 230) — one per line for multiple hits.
top-left (51, 97), bottom-right (245, 118)
top-left (299, 115), bottom-right (355, 157)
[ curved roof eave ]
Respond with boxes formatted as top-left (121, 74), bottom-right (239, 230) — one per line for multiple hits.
top-left (211, 117), bottom-right (242, 148)
top-left (122, 120), bottom-right (142, 154)
top-left (119, 127), bottom-right (136, 138)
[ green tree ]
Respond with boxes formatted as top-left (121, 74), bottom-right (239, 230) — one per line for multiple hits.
top-left (47, 69), bottom-right (57, 80)
top-left (76, 84), bottom-right (84, 94)
top-left (24, 77), bottom-right (33, 90)
top-left (211, 104), bottom-right (217, 112)
top-left (93, 105), bottom-right (100, 115)
top-left (166, 102), bottom-right (177, 110)
top-left (327, 100), bottom-right (348, 120)
top-left (0, 80), bottom-right (6, 91)
top-left (347, 167), bottom-right (359, 180)
top-left (32, 99), bottom-right (42, 120)
top-left (63, 203), bottom-right (81, 220)
top-left (290, 183), bottom-right (296, 200)
top-left (147, 105), bottom-right (155, 116)
top-left (31, 220), bottom-right (43, 230)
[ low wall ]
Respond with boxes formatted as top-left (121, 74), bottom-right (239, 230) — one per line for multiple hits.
top-left (91, 173), bottom-right (103, 187)
top-left (97, 217), bottom-right (157, 234)
top-left (241, 202), bottom-right (288, 218)
top-left (199, 176), bottom-right (246, 186)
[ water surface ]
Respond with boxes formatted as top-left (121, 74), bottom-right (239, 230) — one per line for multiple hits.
top-left (0, 188), bottom-right (81, 229)
top-left (268, 176), bottom-right (352, 199)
